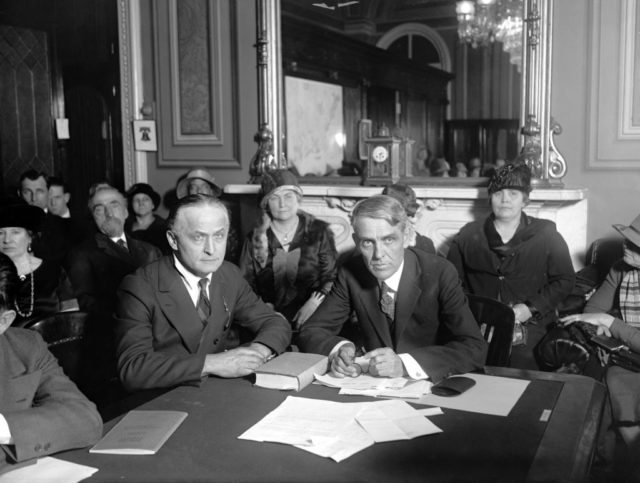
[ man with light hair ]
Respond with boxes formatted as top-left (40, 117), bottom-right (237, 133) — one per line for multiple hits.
top-left (115, 194), bottom-right (291, 391)
top-left (299, 195), bottom-right (486, 383)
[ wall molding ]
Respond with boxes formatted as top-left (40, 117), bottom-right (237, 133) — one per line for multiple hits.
top-left (587, 0), bottom-right (640, 168)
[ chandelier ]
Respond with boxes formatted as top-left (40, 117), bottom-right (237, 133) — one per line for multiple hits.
top-left (456, 0), bottom-right (523, 69)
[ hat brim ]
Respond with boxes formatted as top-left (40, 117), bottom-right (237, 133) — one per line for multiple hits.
top-left (0, 205), bottom-right (45, 232)
top-left (613, 224), bottom-right (640, 248)
top-left (260, 185), bottom-right (303, 209)
top-left (176, 177), bottom-right (223, 199)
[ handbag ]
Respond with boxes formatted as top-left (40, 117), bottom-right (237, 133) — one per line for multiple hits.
top-left (536, 322), bottom-right (596, 373)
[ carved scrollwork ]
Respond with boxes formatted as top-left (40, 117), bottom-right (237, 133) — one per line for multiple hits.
top-left (421, 198), bottom-right (443, 211)
top-left (548, 117), bottom-right (567, 179)
top-left (324, 197), bottom-right (359, 213)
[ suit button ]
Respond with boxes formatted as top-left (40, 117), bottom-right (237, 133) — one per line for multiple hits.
top-left (213, 338), bottom-right (219, 345)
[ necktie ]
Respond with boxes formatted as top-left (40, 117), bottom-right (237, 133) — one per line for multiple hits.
top-left (379, 281), bottom-right (396, 321)
top-left (197, 278), bottom-right (211, 326)
top-left (117, 239), bottom-right (128, 252)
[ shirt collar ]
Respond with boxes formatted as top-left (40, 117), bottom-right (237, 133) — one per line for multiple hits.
top-left (381, 259), bottom-right (404, 292)
top-left (110, 234), bottom-right (128, 245)
top-left (173, 255), bottom-right (212, 289)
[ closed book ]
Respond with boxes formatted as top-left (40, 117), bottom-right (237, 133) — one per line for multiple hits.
top-left (90, 410), bottom-right (188, 455)
top-left (254, 352), bottom-right (328, 391)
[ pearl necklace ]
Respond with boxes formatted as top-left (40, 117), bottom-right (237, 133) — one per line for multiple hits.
top-left (15, 270), bottom-right (35, 318)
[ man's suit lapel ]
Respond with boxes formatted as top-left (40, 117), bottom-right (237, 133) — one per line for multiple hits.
top-left (394, 250), bottom-right (422, 343)
top-left (356, 268), bottom-right (394, 348)
top-left (156, 258), bottom-right (202, 353)
top-left (95, 233), bottom-right (137, 266)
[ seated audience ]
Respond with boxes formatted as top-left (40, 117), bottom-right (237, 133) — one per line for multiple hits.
top-left (0, 201), bottom-right (66, 326)
top-left (17, 170), bottom-right (67, 266)
top-left (447, 163), bottom-right (575, 369)
top-left (561, 216), bottom-right (640, 475)
top-left (67, 186), bottom-right (162, 315)
top-left (176, 167), bottom-right (239, 263)
top-left (298, 195), bottom-right (486, 382)
top-left (382, 183), bottom-right (436, 255)
top-left (240, 169), bottom-right (337, 330)
top-left (115, 194), bottom-right (291, 391)
top-left (0, 252), bottom-right (102, 474)
top-left (125, 183), bottom-right (170, 254)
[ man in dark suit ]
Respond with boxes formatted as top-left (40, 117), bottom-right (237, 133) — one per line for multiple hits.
top-left (0, 253), bottom-right (102, 474)
top-left (115, 194), bottom-right (291, 391)
top-left (67, 186), bottom-right (162, 314)
top-left (298, 195), bottom-right (486, 383)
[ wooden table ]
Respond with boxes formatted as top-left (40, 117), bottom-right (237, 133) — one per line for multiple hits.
top-left (59, 367), bottom-right (605, 482)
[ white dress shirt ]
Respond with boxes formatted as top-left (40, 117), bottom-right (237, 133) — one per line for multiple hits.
top-left (0, 413), bottom-right (13, 444)
top-left (173, 255), bottom-right (211, 307)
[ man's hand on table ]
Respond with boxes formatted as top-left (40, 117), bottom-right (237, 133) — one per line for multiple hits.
top-left (203, 343), bottom-right (273, 378)
top-left (363, 347), bottom-right (404, 378)
top-left (329, 343), bottom-right (360, 378)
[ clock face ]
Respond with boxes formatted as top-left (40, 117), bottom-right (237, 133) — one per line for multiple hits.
top-left (371, 145), bottom-right (389, 163)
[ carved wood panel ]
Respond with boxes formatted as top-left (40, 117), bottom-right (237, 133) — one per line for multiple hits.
top-left (0, 25), bottom-right (54, 191)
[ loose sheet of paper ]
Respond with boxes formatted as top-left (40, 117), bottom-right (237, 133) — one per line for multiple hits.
top-left (239, 396), bottom-right (441, 462)
top-left (0, 457), bottom-right (98, 483)
top-left (315, 373), bottom-right (431, 398)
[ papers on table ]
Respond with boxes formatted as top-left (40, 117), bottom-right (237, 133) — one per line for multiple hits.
top-left (315, 373), bottom-right (432, 398)
top-left (0, 457), bottom-right (98, 483)
top-left (238, 396), bottom-right (441, 462)
top-left (413, 373), bottom-right (530, 417)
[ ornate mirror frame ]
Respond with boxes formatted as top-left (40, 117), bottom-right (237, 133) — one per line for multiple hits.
top-left (250, 0), bottom-right (566, 187)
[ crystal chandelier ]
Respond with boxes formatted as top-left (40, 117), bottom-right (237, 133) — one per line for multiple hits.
top-left (456, 0), bottom-right (523, 69)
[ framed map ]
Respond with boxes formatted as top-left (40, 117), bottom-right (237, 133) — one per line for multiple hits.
top-left (284, 76), bottom-right (345, 176)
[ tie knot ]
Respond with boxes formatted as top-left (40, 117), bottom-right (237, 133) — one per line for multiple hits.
top-left (117, 239), bottom-right (128, 251)
top-left (198, 278), bottom-right (208, 291)
top-left (381, 281), bottom-right (394, 295)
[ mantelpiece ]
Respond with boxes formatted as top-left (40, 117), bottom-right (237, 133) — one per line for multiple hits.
top-left (225, 184), bottom-right (589, 269)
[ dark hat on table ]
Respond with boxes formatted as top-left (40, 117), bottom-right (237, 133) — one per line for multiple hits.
top-left (0, 198), bottom-right (45, 233)
top-left (487, 163), bottom-right (532, 195)
top-left (613, 214), bottom-right (640, 249)
top-left (126, 183), bottom-right (161, 210)
top-left (259, 169), bottom-right (303, 209)
top-left (176, 168), bottom-right (223, 199)
top-left (382, 183), bottom-right (420, 217)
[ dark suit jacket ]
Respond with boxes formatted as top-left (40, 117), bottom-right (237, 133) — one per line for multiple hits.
top-left (0, 328), bottom-right (102, 473)
top-left (298, 249), bottom-right (487, 382)
top-left (67, 232), bottom-right (162, 314)
top-left (115, 256), bottom-right (292, 391)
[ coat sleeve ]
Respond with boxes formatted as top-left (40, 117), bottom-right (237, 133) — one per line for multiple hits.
top-left (407, 263), bottom-right (487, 382)
top-left (527, 228), bottom-right (575, 316)
top-left (315, 224), bottom-right (338, 294)
top-left (66, 248), bottom-right (99, 313)
top-left (2, 333), bottom-right (102, 464)
top-left (115, 275), bottom-right (208, 391)
top-left (297, 266), bottom-right (354, 355)
top-left (610, 319), bottom-right (640, 353)
top-left (584, 262), bottom-right (624, 314)
top-left (445, 236), bottom-right (468, 290)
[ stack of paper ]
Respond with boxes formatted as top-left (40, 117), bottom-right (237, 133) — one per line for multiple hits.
top-left (314, 373), bottom-right (432, 398)
top-left (239, 396), bottom-right (441, 462)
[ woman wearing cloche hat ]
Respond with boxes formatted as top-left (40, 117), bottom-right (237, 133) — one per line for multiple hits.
top-left (239, 169), bottom-right (338, 332)
top-left (561, 214), bottom-right (640, 458)
top-left (0, 199), bottom-right (65, 325)
top-left (447, 163), bottom-right (575, 370)
top-left (125, 183), bottom-right (170, 254)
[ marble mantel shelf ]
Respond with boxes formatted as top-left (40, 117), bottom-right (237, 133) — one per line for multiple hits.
top-left (226, 184), bottom-right (589, 269)
top-left (225, 184), bottom-right (587, 201)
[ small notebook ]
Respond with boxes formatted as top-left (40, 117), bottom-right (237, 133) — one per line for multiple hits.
top-left (90, 410), bottom-right (188, 455)
top-left (254, 352), bottom-right (328, 391)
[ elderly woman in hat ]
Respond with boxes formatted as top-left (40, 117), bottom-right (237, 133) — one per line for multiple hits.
top-left (240, 169), bottom-right (338, 331)
top-left (382, 183), bottom-right (436, 255)
top-left (0, 201), bottom-right (65, 325)
top-left (125, 183), bottom-right (170, 254)
top-left (447, 163), bottom-right (575, 369)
